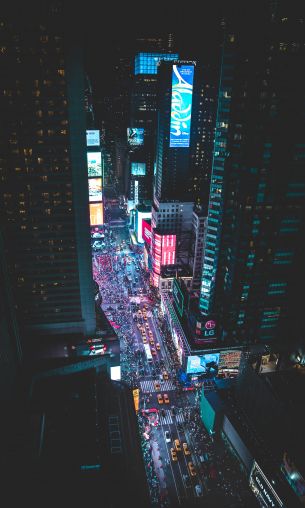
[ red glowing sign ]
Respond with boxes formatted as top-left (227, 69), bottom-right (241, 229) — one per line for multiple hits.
top-left (205, 320), bottom-right (216, 330)
top-left (142, 219), bottom-right (152, 245)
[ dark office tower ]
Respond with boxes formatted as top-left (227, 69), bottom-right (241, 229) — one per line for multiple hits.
top-left (0, 230), bottom-right (22, 404)
top-left (0, 5), bottom-right (96, 336)
top-left (189, 65), bottom-right (217, 213)
top-left (200, 3), bottom-right (305, 346)
top-left (154, 60), bottom-right (196, 203)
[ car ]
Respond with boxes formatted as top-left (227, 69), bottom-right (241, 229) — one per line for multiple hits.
top-left (183, 474), bottom-right (192, 488)
top-left (165, 430), bottom-right (171, 442)
top-left (174, 439), bottom-right (181, 451)
top-left (149, 338), bottom-right (154, 345)
top-left (183, 442), bottom-right (191, 455)
top-left (148, 330), bottom-right (153, 336)
top-left (188, 462), bottom-right (197, 477)
top-left (142, 337), bottom-right (147, 344)
top-left (151, 348), bottom-right (157, 356)
top-left (154, 381), bottom-right (161, 391)
top-left (156, 342), bottom-right (160, 350)
top-left (164, 393), bottom-right (170, 404)
top-left (157, 393), bottom-right (163, 404)
top-left (162, 371), bottom-right (169, 380)
top-left (195, 484), bottom-right (203, 496)
top-left (143, 315), bottom-right (147, 321)
top-left (170, 448), bottom-right (178, 462)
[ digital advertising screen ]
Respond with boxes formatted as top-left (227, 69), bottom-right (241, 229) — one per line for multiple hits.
top-left (173, 278), bottom-right (184, 317)
top-left (136, 211), bottom-right (151, 243)
top-left (218, 350), bottom-right (242, 377)
top-left (161, 234), bottom-right (176, 265)
top-left (170, 64), bottom-right (194, 148)
top-left (131, 162), bottom-right (146, 176)
top-left (89, 203), bottom-right (104, 226)
top-left (134, 180), bottom-right (139, 206)
top-left (186, 353), bottom-right (220, 375)
top-left (86, 130), bottom-right (100, 147)
top-left (281, 452), bottom-right (305, 503)
top-left (89, 178), bottom-right (102, 202)
top-left (194, 317), bottom-right (218, 344)
top-left (110, 366), bottom-right (121, 381)
top-left (87, 152), bottom-right (102, 177)
top-left (250, 461), bottom-right (284, 508)
top-left (142, 219), bottom-right (152, 245)
top-left (127, 128), bottom-right (144, 147)
top-left (134, 52), bottom-right (179, 75)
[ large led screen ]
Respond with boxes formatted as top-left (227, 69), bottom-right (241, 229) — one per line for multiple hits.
top-left (87, 152), bottom-right (102, 177)
top-left (142, 219), bottom-right (152, 245)
top-left (86, 130), bottom-right (100, 147)
top-left (161, 234), bottom-right (176, 265)
top-left (89, 178), bottom-right (102, 202)
top-left (89, 203), bottom-right (103, 226)
top-left (127, 128), bottom-right (144, 147)
top-left (218, 350), bottom-right (242, 376)
top-left (170, 64), bottom-right (194, 148)
top-left (186, 353), bottom-right (220, 375)
top-left (131, 162), bottom-right (146, 176)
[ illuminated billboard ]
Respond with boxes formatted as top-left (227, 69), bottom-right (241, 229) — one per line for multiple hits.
top-left (89, 203), bottom-right (104, 226)
top-left (186, 353), bottom-right (220, 375)
top-left (134, 180), bottom-right (139, 206)
top-left (281, 452), bottom-right (305, 503)
top-left (134, 52), bottom-right (179, 75)
top-left (250, 461), bottom-right (284, 507)
top-left (89, 178), bottom-right (102, 202)
top-left (170, 64), bottom-right (194, 148)
top-left (173, 278), bottom-right (184, 317)
top-left (136, 211), bottom-right (151, 243)
top-left (218, 350), bottom-right (242, 377)
top-left (110, 366), bottom-right (121, 381)
top-left (87, 152), bottom-right (102, 177)
top-left (142, 219), bottom-right (152, 245)
top-left (86, 130), bottom-right (100, 147)
top-left (127, 128), bottom-right (144, 147)
top-left (194, 317), bottom-right (218, 344)
top-left (161, 234), bottom-right (176, 265)
top-left (131, 162), bottom-right (146, 176)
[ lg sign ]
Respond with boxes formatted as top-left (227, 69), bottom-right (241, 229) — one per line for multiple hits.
top-left (205, 320), bottom-right (216, 330)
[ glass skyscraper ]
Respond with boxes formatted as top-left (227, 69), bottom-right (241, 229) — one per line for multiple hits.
top-left (200, 7), bottom-right (305, 346)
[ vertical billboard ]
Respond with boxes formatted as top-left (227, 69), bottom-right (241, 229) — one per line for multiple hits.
top-left (250, 461), bottom-right (284, 507)
top-left (136, 211), bottom-right (151, 243)
top-left (87, 152), bottom-right (102, 177)
top-left (161, 234), bottom-right (176, 265)
top-left (170, 64), bottom-right (194, 148)
top-left (89, 203), bottom-right (104, 226)
top-left (173, 278), bottom-right (184, 317)
top-left (142, 219), bottom-right (152, 246)
top-left (88, 178), bottom-right (102, 202)
top-left (86, 130), bottom-right (100, 147)
top-left (134, 180), bottom-right (139, 206)
top-left (127, 128), bottom-right (144, 147)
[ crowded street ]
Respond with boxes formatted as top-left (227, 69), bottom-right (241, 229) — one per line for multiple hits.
top-left (91, 204), bottom-right (254, 508)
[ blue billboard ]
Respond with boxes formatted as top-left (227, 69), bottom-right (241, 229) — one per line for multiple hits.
top-left (131, 163), bottom-right (146, 176)
top-left (127, 128), bottom-right (144, 147)
top-left (170, 64), bottom-right (194, 148)
top-left (186, 353), bottom-right (220, 375)
top-left (134, 52), bottom-right (179, 75)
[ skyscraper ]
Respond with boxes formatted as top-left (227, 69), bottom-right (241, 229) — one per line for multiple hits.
top-left (0, 4), bottom-right (96, 336)
top-left (199, 4), bottom-right (305, 346)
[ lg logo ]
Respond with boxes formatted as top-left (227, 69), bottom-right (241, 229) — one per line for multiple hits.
top-left (205, 320), bottom-right (216, 330)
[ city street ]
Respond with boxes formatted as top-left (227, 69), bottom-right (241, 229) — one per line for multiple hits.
top-left (92, 204), bottom-right (253, 507)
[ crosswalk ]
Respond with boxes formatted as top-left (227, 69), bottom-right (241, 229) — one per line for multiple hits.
top-left (159, 411), bottom-right (185, 426)
top-left (140, 379), bottom-right (175, 393)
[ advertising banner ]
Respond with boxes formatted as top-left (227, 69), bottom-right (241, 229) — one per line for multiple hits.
top-left (89, 178), bottom-right (102, 202)
top-left (131, 162), bottom-right (146, 176)
top-left (87, 152), bottom-right (102, 177)
top-left (86, 130), bottom-right (100, 147)
top-left (127, 128), bottom-right (144, 147)
top-left (142, 219), bottom-right (152, 245)
top-left (186, 353), bottom-right (220, 375)
top-left (170, 64), bottom-right (194, 148)
top-left (250, 461), bottom-right (284, 507)
top-left (194, 317), bottom-right (218, 344)
top-left (161, 234), bottom-right (176, 265)
top-left (134, 180), bottom-right (139, 206)
top-left (218, 350), bottom-right (242, 377)
top-left (89, 203), bottom-right (104, 226)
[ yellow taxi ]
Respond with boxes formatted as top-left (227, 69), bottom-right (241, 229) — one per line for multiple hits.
top-left (170, 448), bottom-right (178, 462)
top-left (154, 381), bottom-right (161, 391)
top-left (183, 442), bottom-right (191, 455)
top-left (149, 337), bottom-right (154, 345)
top-left (188, 462), bottom-right (197, 477)
top-left (156, 343), bottom-right (161, 350)
top-left (174, 439), bottom-right (181, 452)
top-left (162, 371), bottom-right (169, 380)
top-left (142, 336), bottom-right (147, 344)
top-left (164, 393), bottom-right (170, 404)
top-left (157, 393), bottom-right (163, 404)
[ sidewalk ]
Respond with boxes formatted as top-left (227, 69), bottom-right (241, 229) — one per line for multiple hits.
top-left (151, 438), bottom-right (166, 489)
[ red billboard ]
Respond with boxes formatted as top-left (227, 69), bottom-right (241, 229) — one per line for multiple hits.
top-left (142, 219), bottom-right (152, 245)
top-left (161, 234), bottom-right (176, 265)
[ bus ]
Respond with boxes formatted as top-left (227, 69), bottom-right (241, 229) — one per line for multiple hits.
top-left (144, 343), bottom-right (153, 363)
